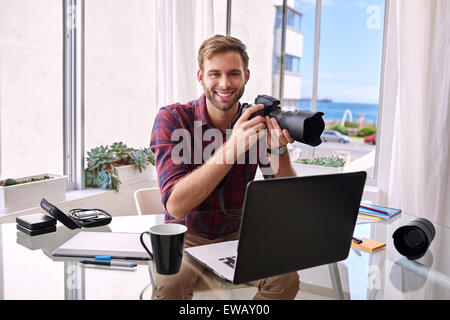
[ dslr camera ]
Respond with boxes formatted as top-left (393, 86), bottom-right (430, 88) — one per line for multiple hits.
top-left (230, 95), bottom-right (325, 147)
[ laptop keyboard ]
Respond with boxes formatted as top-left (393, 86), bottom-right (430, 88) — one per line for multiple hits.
top-left (219, 256), bottom-right (236, 269)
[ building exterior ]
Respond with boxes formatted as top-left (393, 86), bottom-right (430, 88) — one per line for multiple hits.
top-left (273, 0), bottom-right (304, 111)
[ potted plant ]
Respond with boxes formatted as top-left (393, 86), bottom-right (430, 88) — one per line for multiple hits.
top-left (0, 173), bottom-right (67, 214)
top-left (292, 155), bottom-right (347, 177)
top-left (85, 142), bottom-right (156, 190)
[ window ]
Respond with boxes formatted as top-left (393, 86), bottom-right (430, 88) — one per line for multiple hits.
top-left (232, 0), bottom-right (386, 180)
top-left (285, 54), bottom-right (301, 74)
top-left (0, 1), bottom-right (63, 179)
top-left (315, 0), bottom-right (385, 178)
top-left (229, 0), bottom-right (282, 104)
top-left (84, 1), bottom-right (157, 152)
top-left (287, 8), bottom-right (303, 32)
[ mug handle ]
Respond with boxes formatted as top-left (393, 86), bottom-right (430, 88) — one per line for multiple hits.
top-left (140, 231), bottom-right (153, 260)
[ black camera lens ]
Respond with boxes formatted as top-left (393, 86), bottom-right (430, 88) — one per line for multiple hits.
top-left (270, 109), bottom-right (325, 147)
top-left (393, 218), bottom-right (436, 260)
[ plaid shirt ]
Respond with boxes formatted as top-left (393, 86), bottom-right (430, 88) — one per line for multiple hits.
top-left (150, 95), bottom-right (270, 239)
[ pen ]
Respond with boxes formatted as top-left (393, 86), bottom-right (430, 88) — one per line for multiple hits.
top-left (352, 237), bottom-right (363, 244)
top-left (79, 260), bottom-right (136, 268)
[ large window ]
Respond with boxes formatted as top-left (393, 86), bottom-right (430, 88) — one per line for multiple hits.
top-left (314, 0), bottom-right (385, 178)
top-left (0, 0), bottom-right (63, 179)
top-left (229, 0), bottom-right (281, 104)
top-left (272, 0), bottom-right (385, 179)
top-left (84, 1), bottom-right (157, 152)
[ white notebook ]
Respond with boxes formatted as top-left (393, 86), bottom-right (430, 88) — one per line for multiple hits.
top-left (52, 231), bottom-right (151, 260)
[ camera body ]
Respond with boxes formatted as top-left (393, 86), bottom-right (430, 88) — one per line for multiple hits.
top-left (230, 94), bottom-right (325, 147)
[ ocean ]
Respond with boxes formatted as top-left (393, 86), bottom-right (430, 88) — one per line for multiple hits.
top-left (296, 101), bottom-right (379, 124)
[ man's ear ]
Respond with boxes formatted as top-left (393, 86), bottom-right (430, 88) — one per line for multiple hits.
top-left (245, 69), bottom-right (250, 84)
top-left (197, 70), bottom-right (203, 85)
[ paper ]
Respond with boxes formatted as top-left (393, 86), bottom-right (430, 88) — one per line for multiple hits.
top-left (52, 231), bottom-right (150, 260)
top-left (352, 238), bottom-right (386, 252)
top-left (356, 213), bottom-right (381, 224)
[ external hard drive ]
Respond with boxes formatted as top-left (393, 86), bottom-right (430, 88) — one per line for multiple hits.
top-left (16, 224), bottom-right (56, 236)
top-left (16, 213), bottom-right (57, 230)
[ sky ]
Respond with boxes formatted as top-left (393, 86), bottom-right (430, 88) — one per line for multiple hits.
top-left (295, 0), bottom-right (386, 103)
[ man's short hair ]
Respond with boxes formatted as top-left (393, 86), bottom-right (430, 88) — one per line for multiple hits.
top-left (198, 34), bottom-right (249, 71)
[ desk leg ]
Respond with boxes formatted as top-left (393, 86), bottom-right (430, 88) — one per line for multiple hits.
top-left (64, 261), bottom-right (85, 300)
top-left (328, 263), bottom-right (345, 300)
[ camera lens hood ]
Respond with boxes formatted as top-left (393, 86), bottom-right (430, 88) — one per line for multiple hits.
top-left (392, 218), bottom-right (435, 260)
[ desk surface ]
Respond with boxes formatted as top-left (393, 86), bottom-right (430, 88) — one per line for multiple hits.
top-left (0, 213), bottom-right (449, 299)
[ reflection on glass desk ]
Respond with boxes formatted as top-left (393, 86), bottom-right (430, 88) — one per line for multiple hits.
top-left (1, 213), bottom-right (450, 299)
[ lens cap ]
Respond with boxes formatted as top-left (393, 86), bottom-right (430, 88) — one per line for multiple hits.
top-left (392, 218), bottom-right (436, 260)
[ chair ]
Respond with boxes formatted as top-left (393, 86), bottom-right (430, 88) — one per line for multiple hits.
top-left (133, 187), bottom-right (253, 299)
top-left (133, 187), bottom-right (164, 215)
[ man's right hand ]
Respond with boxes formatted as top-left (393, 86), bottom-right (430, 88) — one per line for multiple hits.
top-left (225, 104), bottom-right (267, 162)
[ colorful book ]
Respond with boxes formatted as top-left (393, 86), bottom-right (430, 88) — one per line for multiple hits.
top-left (359, 203), bottom-right (401, 220)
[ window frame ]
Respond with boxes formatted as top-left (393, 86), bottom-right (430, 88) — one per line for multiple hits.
top-left (64, 0), bottom-right (389, 190)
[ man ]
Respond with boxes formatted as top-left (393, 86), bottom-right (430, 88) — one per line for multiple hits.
top-left (150, 34), bottom-right (299, 300)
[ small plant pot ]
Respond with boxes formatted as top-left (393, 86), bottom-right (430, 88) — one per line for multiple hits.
top-left (292, 162), bottom-right (344, 177)
top-left (0, 174), bottom-right (67, 214)
top-left (114, 164), bottom-right (155, 187)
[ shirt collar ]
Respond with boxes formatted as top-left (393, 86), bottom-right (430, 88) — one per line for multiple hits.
top-left (194, 94), bottom-right (211, 128)
top-left (194, 94), bottom-right (242, 130)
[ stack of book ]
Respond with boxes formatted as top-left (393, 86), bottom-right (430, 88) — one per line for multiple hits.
top-left (359, 203), bottom-right (401, 220)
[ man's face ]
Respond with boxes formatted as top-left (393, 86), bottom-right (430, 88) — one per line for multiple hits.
top-left (197, 50), bottom-right (250, 112)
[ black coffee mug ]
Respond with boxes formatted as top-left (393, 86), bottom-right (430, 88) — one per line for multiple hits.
top-left (140, 223), bottom-right (187, 275)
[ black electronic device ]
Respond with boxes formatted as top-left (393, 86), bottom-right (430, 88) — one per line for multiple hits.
top-left (16, 213), bottom-right (56, 230)
top-left (229, 94), bottom-right (325, 147)
top-left (17, 224), bottom-right (57, 236)
top-left (40, 198), bottom-right (112, 229)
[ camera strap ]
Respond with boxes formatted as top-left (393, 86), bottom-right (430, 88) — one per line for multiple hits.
top-left (217, 177), bottom-right (241, 221)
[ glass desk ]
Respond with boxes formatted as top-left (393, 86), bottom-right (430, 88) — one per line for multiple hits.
top-left (0, 213), bottom-right (449, 299)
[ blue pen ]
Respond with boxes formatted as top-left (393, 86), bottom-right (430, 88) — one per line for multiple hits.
top-left (80, 260), bottom-right (136, 268)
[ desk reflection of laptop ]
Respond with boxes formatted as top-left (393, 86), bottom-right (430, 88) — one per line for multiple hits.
top-left (186, 171), bottom-right (367, 285)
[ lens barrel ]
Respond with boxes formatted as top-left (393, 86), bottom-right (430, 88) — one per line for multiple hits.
top-left (270, 109), bottom-right (325, 147)
top-left (392, 218), bottom-right (436, 260)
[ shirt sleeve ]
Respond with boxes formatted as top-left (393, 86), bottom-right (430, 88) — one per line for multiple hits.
top-left (150, 107), bottom-right (191, 211)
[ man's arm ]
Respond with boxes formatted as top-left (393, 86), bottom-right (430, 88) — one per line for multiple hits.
top-left (264, 116), bottom-right (297, 178)
top-left (166, 105), bottom-right (267, 220)
top-left (272, 152), bottom-right (297, 178)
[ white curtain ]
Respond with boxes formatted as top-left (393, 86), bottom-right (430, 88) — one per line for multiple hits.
top-left (385, 0), bottom-right (450, 227)
top-left (156, 0), bottom-right (214, 108)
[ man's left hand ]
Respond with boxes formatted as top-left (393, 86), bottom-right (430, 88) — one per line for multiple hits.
top-left (264, 116), bottom-right (295, 150)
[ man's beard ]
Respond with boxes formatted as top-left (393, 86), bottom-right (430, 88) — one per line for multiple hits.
top-left (204, 85), bottom-right (245, 112)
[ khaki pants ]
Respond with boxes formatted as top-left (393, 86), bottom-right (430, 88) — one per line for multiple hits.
top-left (154, 231), bottom-right (300, 300)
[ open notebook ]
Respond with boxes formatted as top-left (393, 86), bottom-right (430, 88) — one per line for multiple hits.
top-left (52, 231), bottom-right (151, 260)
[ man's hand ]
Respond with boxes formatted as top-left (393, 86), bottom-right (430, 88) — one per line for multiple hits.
top-left (264, 116), bottom-right (294, 150)
top-left (224, 104), bottom-right (267, 162)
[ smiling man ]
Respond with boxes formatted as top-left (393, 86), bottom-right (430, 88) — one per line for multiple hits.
top-left (150, 35), bottom-right (299, 300)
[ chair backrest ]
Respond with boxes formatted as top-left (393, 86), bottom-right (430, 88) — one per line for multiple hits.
top-left (133, 187), bottom-right (165, 215)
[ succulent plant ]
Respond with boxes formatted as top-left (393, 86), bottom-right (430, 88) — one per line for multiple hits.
top-left (141, 147), bottom-right (155, 166)
top-left (86, 145), bottom-right (118, 171)
top-left (128, 150), bottom-right (150, 173)
top-left (85, 142), bottom-right (155, 190)
top-left (110, 142), bottom-right (130, 162)
top-left (96, 170), bottom-right (117, 190)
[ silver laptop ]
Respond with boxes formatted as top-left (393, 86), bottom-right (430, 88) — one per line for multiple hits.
top-left (185, 171), bottom-right (367, 284)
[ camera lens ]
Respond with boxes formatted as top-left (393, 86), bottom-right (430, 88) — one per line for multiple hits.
top-left (270, 109), bottom-right (324, 146)
top-left (393, 218), bottom-right (435, 260)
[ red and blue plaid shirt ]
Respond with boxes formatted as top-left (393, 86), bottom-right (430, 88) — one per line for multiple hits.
top-left (150, 95), bottom-right (270, 239)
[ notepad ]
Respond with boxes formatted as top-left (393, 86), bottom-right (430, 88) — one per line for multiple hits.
top-left (52, 232), bottom-right (151, 260)
top-left (351, 238), bottom-right (386, 252)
